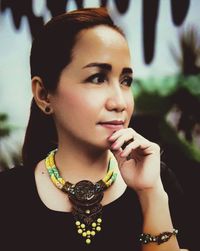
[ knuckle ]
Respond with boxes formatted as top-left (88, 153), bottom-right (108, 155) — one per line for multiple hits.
top-left (127, 128), bottom-right (134, 134)
top-left (152, 143), bottom-right (160, 151)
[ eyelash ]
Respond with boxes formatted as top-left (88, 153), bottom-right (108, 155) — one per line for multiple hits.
top-left (121, 76), bottom-right (133, 87)
top-left (85, 73), bottom-right (133, 87)
top-left (85, 73), bottom-right (107, 84)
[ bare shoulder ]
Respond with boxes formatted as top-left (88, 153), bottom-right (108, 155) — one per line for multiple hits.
top-left (34, 159), bottom-right (72, 212)
top-left (34, 159), bottom-right (58, 194)
top-left (34, 159), bottom-right (49, 179)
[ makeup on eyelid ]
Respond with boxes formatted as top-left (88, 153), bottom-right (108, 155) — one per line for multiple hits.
top-left (83, 72), bottom-right (133, 86)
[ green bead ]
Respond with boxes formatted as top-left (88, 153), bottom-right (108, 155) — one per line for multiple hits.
top-left (75, 221), bottom-right (80, 226)
top-left (96, 226), bottom-right (101, 232)
top-left (81, 224), bottom-right (85, 229)
top-left (92, 222), bottom-right (97, 227)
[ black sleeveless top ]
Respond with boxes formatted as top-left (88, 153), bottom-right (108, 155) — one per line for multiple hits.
top-left (0, 164), bottom-right (192, 251)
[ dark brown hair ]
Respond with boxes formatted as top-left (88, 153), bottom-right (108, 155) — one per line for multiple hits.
top-left (22, 7), bottom-right (125, 168)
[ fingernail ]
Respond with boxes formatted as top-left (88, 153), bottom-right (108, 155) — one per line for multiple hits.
top-left (111, 143), bottom-right (118, 149)
top-left (109, 131), bottom-right (117, 139)
top-left (107, 136), bottom-right (113, 141)
top-left (120, 151), bottom-right (125, 157)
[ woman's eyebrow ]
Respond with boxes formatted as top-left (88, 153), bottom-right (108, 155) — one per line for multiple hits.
top-left (82, 62), bottom-right (133, 75)
top-left (82, 62), bottom-right (112, 71)
top-left (121, 68), bottom-right (133, 75)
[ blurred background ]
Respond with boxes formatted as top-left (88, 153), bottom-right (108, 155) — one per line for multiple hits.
top-left (0, 0), bottom-right (200, 198)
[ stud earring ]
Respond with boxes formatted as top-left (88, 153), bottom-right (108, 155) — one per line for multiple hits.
top-left (45, 106), bottom-right (51, 114)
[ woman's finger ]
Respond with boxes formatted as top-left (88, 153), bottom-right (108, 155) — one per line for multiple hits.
top-left (109, 130), bottom-right (136, 150)
top-left (120, 140), bottom-right (151, 158)
top-left (108, 128), bottom-right (134, 141)
top-left (111, 135), bottom-right (134, 150)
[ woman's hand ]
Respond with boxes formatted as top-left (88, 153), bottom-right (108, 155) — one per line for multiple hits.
top-left (108, 128), bottom-right (162, 193)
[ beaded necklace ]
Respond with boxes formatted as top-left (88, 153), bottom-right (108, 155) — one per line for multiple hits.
top-left (45, 149), bottom-right (118, 244)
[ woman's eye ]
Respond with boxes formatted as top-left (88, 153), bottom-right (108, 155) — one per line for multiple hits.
top-left (121, 76), bottom-right (133, 87)
top-left (86, 73), bottom-right (107, 84)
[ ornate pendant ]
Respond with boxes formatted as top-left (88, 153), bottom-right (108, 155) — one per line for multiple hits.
top-left (45, 149), bottom-right (118, 245)
top-left (63, 180), bottom-right (104, 244)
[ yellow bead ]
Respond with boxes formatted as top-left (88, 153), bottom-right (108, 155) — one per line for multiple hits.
top-left (86, 239), bottom-right (91, 244)
top-left (96, 226), bottom-right (101, 232)
top-left (86, 230), bottom-right (91, 235)
top-left (82, 232), bottom-right (87, 237)
top-left (75, 221), bottom-right (80, 226)
top-left (92, 222), bottom-right (97, 227)
top-left (97, 218), bottom-right (102, 223)
top-left (78, 229), bottom-right (83, 234)
top-left (91, 231), bottom-right (96, 236)
top-left (81, 224), bottom-right (85, 229)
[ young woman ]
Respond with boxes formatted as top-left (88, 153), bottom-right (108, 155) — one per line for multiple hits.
top-left (0, 7), bottom-right (190, 251)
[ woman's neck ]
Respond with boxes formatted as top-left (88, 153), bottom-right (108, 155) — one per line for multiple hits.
top-left (54, 142), bottom-right (110, 184)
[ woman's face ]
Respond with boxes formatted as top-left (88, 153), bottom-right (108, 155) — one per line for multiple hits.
top-left (50, 25), bottom-right (134, 149)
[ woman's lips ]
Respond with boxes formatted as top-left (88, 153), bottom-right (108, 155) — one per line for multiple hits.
top-left (98, 121), bottom-right (124, 130)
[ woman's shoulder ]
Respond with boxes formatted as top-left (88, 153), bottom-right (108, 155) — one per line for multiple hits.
top-left (0, 165), bottom-right (29, 181)
top-left (0, 165), bottom-right (35, 212)
top-left (0, 165), bottom-right (32, 195)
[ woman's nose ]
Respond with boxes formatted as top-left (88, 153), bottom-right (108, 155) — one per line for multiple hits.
top-left (105, 85), bottom-right (127, 112)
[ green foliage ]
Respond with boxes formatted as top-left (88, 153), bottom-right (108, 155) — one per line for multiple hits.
top-left (160, 119), bottom-right (200, 163)
top-left (133, 74), bottom-right (200, 114)
top-left (0, 113), bottom-right (22, 171)
top-left (0, 113), bottom-right (10, 137)
top-left (132, 74), bottom-right (200, 163)
top-left (181, 75), bottom-right (200, 98)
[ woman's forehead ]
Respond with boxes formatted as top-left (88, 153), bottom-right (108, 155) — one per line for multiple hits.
top-left (75, 25), bottom-right (127, 50)
top-left (71, 25), bottom-right (131, 68)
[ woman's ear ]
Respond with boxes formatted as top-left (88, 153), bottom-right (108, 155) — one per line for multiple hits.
top-left (32, 76), bottom-right (53, 114)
